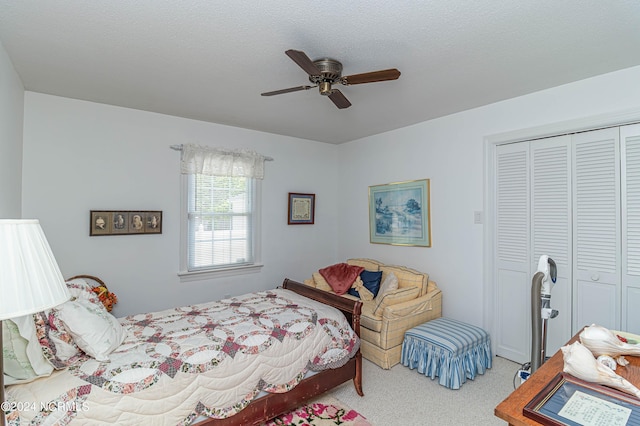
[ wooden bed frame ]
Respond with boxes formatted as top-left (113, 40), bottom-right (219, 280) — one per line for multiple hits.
top-left (65, 275), bottom-right (363, 425)
top-left (196, 278), bottom-right (364, 425)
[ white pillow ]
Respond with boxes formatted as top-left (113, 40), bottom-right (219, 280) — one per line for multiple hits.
top-left (13, 315), bottom-right (54, 374)
top-left (56, 299), bottom-right (125, 362)
top-left (3, 319), bottom-right (36, 381)
top-left (376, 272), bottom-right (399, 301)
top-left (3, 315), bottom-right (54, 385)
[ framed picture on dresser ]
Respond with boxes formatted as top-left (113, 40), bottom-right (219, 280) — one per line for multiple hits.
top-left (524, 372), bottom-right (640, 426)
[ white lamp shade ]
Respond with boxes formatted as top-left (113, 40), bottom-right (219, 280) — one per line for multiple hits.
top-left (0, 219), bottom-right (70, 320)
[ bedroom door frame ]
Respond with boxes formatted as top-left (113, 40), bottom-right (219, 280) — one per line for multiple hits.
top-left (483, 106), bottom-right (640, 362)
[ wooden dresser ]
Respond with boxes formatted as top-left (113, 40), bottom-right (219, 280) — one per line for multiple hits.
top-left (494, 330), bottom-right (640, 425)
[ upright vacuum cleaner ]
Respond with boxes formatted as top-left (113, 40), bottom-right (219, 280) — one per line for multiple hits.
top-left (530, 255), bottom-right (558, 374)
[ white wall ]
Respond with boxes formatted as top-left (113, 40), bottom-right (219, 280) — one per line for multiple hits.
top-left (337, 65), bottom-right (640, 328)
top-left (21, 64), bottom-right (640, 332)
top-left (0, 41), bottom-right (24, 218)
top-left (22, 93), bottom-right (339, 317)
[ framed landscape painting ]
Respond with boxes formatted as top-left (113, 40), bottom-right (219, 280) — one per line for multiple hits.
top-left (369, 179), bottom-right (431, 247)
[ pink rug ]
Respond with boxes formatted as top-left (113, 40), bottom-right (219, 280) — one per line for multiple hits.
top-left (264, 395), bottom-right (371, 426)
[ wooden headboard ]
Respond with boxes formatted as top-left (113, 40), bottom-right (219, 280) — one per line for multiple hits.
top-left (281, 278), bottom-right (362, 337)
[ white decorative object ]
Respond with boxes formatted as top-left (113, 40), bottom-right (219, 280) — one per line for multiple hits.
top-left (0, 219), bottom-right (71, 426)
top-left (561, 341), bottom-right (640, 398)
top-left (0, 220), bottom-right (71, 319)
top-left (580, 324), bottom-right (640, 367)
top-left (596, 355), bottom-right (617, 371)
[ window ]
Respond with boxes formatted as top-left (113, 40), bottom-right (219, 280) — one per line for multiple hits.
top-left (187, 174), bottom-right (256, 272)
top-left (178, 144), bottom-right (267, 278)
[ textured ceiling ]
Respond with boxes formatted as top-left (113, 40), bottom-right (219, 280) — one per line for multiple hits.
top-left (1, 1), bottom-right (640, 144)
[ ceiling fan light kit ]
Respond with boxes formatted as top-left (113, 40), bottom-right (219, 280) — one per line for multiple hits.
top-left (318, 81), bottom-right (332, 96)
top-left (261, 49), bottom-right (400, 109)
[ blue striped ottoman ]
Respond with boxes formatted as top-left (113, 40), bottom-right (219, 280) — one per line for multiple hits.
top-left (401, 317), bottom-right (492, 389)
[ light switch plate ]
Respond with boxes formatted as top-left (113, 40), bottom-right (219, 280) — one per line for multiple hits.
top-left (474, 211), bottom-right (483, 224)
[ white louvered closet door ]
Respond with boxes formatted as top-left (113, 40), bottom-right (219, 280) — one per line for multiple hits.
top-left (531, 136), bottom-right (572, 355)
top-left (494, 136), bottom-right (572, 363)
top-left (621, 123), bottom-right (640, 334)
top-left (572, 128), bottom-right (621, 332)
top-left (495, 143), bottom-right (530, 363)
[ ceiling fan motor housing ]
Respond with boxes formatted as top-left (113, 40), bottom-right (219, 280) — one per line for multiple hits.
top-left (309, 58), bottom-right (343, 95)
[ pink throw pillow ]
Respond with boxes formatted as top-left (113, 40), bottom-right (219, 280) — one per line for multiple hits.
top-left (319, 263), bottom-right (365, 295)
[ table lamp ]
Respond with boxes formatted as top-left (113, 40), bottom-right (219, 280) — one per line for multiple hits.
top-left (0, 220), bottom-right (71, 426)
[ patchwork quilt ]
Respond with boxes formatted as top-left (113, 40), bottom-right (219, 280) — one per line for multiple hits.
top-left (5, 289), bottom-right (360, 425)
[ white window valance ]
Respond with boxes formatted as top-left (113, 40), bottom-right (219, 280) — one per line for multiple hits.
top-left (179, 144), bottom-right (270, 179)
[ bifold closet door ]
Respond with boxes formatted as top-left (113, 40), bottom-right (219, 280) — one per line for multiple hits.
top-left (572, 127), bottom-right (621, 332)
top-left (494, 135), bottom-right (572, 363)
top-left (495, 142), bottom-right (530, 363)
top-left (621, 123), bottom-right (640, 334)
top-left (530, 136), bottom-right (572, 355)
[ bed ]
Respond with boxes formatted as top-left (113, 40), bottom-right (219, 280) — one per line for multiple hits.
top-left (3, 277), bottom-right (363, 425)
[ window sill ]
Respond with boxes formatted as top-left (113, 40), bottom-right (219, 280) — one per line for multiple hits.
top-left (178, 263), bottom-right (264, 282)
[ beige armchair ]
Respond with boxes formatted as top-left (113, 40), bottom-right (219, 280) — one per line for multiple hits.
top-left (304, 258), bottom-right (442, 369)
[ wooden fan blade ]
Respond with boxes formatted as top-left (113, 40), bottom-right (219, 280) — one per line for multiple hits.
top-left (261, 86), bottom-right (314, 96)
top-left (285, 49), bottom-right (322, 76)
top-left (328, 90), bottom-right (351, 109)
top-left (342, 68), bottom-right (401, 85)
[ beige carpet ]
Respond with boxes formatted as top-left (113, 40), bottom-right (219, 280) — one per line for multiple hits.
top-left (329, 356), bottom-right (521, 425)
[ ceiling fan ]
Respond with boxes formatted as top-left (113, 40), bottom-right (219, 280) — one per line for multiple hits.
top-left (261, 49), bottom-right (401, 109)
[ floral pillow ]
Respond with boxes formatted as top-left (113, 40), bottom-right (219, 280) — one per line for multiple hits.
top-left (3, 314), bottom-right (55, 385)
top-left (66, 277), bottom-right (118, 312)
top-left (34, 279), bottom-right (121, 367)
top-left (56, 298), bottom-right (125, 362)
top-left (65, 278), bottom-right (102, 306)
top-left (34, 309), bottom-right (84, 369)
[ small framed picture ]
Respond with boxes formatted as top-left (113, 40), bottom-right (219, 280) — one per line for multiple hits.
top-left (90, 211), bottom-right (112, 235)
top-left (90, 210), bottom-right (163, 236)
top-left (128, 212), bottom-right (146, 233)
top-left (111, 212), bottom-right (129, 234)
top-left (144, 212), bottom-right (162, 233)
top-left (288, 193), bottom-right (315, 225)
